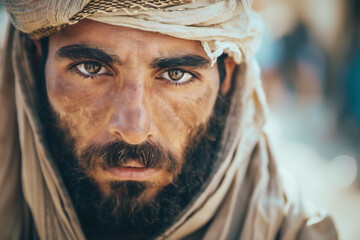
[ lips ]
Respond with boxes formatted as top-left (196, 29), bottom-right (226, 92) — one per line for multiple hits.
top-left (103, 160), bottom-right (159, 181)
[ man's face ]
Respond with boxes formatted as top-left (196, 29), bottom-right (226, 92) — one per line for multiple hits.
top-left (45, 20), bottom-right (223, 203)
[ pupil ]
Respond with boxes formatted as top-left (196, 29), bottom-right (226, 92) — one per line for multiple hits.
top-left (84, 62), bottom-right (101, 74)
top-left (169, 69), bottom-right (184, 81)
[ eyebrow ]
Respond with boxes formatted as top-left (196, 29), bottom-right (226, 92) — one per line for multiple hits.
top-left (55, 44), bottom-right (210, 69)
top-left (55, 44), bottom-right (121, 65)
top-left (150, 55), bottom-right (210, 69)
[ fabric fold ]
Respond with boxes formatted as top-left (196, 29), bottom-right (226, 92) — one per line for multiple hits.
top-left (0, 0), bottom-right (338, 239)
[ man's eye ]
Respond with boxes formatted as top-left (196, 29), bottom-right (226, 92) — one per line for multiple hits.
top-left (168, 69), bottom-right (184, 81)
top-left (157, 69), bottom-right (193, 84)
top-left (75, 62), bottom-right (108, 76)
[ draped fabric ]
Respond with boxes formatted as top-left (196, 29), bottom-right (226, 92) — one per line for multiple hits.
top-left (4, 0), bottom-right (262, 64)
top-left (1, 0), bottom-right (338, 239)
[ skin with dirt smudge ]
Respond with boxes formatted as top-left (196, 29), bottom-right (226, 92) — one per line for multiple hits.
top-left (43, 19), bottom-right (236, 211)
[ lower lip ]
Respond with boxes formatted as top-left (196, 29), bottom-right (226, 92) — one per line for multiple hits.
top-left (104, 167), bottom-right (159, 181)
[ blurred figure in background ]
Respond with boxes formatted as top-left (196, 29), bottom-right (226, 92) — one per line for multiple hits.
top-left (338, 0), bottom-right (360, 145)
top-left (254, 0), bottom-right (360, 239)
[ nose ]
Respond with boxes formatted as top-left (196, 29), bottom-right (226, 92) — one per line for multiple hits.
top-left (108, 81), bottom-right (155, 145)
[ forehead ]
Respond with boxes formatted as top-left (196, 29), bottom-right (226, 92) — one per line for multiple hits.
top-left (50, 19), bottom-right (207, 58)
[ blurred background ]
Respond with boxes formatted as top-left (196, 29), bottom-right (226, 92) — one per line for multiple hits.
top-left (0, 1), bottom-right (359, 239)
top-left (254, 0), bottom-right (360, 239)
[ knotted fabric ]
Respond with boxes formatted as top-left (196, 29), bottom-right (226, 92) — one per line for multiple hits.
top-left (4, 0), bottom-right (262, 64)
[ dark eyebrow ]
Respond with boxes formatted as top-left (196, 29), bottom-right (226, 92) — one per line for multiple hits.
top-left (55, 44), bottom-right (121, 65)
top-left (150, 55), bottom-right (210, 69)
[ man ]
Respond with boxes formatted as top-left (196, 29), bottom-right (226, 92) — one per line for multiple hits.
top-left (0, 0), bottom-right (337, 239)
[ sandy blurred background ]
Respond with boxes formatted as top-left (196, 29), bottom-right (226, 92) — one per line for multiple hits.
top-left (254, 0), bottom-right (360, 239)
top-left (1, 1), bottom-right (359, 239)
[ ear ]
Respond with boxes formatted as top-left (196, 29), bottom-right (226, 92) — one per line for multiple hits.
top-left (220, 57), bottom-right (237, 96)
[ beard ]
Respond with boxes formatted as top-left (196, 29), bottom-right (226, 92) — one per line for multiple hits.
top-left (36, 44), bottom-right (231, 239)
top-left (42, 98), bottom-right (229, 239)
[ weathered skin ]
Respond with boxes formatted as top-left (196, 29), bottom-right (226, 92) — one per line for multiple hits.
top-left (43, 19), bottom-right (235, 199)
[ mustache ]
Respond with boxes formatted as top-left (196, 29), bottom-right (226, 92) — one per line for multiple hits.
top-left (77, 141), bottom-right (180, 173)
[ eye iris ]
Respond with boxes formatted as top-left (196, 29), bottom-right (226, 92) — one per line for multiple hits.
top-left (84, 62), bottom-right (101, 74)
top-left (168, 69), bottom-right (184, 81)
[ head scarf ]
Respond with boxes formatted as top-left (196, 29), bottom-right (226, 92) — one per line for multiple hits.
top-left (1, 0), bottom-right (337, 239)
top-left (4, 0), bottom-right (262, 64)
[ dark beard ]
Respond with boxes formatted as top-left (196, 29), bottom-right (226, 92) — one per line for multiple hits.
top-left (36, 40), bottom-right (231, 239)
top-left (42, 97), bottom-right (229, 239)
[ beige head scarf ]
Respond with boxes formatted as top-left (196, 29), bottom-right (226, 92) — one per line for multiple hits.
top-left (1, 0), bottom-right (337, 239)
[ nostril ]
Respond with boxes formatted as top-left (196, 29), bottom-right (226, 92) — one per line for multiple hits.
top-left (108, 124), bottom-right (154, 145)
top-left (109, 128), bottom-right (122, 139)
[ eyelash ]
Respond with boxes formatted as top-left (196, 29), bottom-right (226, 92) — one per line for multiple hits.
top-left (73, 71), bottom-right (98, 80)
top-left (157, 68), bottom-right (198, 86)
top-left (69, 61), bottom-right (199, 86)
top-left (164, 78), bottom-right (195, 86)
top-left (69, 61), bottom-right (112, 80)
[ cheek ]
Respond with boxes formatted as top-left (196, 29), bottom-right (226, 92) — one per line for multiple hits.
top-left (171, 85), bottom-right (215, 125)
top-left (152, 81), bottom-right (218, 153)
top-left (46, 73), bottom-right (112, 147)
